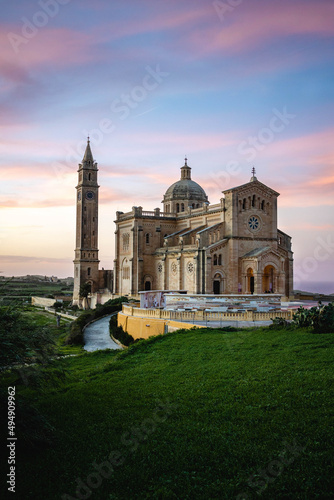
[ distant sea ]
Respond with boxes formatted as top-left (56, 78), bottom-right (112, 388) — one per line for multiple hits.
top-left (296, 282), bottom-right (334, 295)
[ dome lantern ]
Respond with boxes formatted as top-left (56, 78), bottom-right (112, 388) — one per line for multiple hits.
top-left (162, 158), bottom-right (209, 214)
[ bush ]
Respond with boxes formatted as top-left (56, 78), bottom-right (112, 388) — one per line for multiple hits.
top-left (311, 302), bottom-right (334, 333)
top-left (65, 311), bottom-right (94, 345)
top-left (109, 315), bottom-right (134, 346)
top-left (293, 302), bottom-right (334, 333)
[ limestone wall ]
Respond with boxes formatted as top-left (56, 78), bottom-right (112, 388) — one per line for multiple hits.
top-left (121, 303), bottom-right (293, 325)
top-left (117, 312), bottom-right (203, 340)
top-left (31, 297), bottom-right (56, 308)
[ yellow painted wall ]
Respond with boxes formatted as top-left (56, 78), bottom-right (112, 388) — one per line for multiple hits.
top-left (118, 313), bottom-right (203, 340)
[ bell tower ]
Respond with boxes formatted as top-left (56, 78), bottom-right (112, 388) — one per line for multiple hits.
top-left (73, 138), bottom-right (100, 305)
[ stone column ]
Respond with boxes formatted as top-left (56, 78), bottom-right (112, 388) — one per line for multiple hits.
top-left (177, 254), bottom-right (182, 291)
top-left (255, 273), bottom-right (262, 294)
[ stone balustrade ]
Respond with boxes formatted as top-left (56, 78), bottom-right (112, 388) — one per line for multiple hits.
top-left (122, 303), bottom-right (294, 322)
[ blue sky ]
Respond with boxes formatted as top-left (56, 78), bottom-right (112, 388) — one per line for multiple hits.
top-left (1, 0), bottom-right (334, 291)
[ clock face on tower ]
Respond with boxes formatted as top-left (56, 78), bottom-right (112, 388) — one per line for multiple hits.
top-left (86, 191), bottom-right (95, 200)
top-left (248, 215), bottom-right (261, 231)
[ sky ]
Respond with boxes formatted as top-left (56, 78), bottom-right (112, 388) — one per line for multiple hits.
top-left (0, 0), bottom-right (334, 293)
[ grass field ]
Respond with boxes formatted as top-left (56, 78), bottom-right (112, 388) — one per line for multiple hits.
top-left (1, 326), bottom-right (333, 499)
top-left (0, 278), bottom-right (73, 305)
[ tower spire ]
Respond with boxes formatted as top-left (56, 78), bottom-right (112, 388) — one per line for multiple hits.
top-left (82, 137), bottom-right (94, 164)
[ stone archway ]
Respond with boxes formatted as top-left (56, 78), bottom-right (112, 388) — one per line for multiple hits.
top-left (144, 275), bottom-right (153, 291)
top-left (262, 264), bottom-right (276, 293)
top-left (213, 272), bottom-right (225, 295)
top-left (246, 268), bottom-right (255, 294)
top-left (145, 280), bottom-right (151, 291)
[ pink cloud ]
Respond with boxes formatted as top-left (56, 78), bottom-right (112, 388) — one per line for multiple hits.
top-left (0, 26), bottom-right (96, 78)
top-left (186, 1), bottom-right (334, 56)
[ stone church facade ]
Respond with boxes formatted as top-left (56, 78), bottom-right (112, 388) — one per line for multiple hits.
top-left (73, 141), bottom-right (293, 303)
top-left (113, 161), bottom-right (293, 298)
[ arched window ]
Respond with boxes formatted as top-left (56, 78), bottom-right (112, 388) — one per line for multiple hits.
top-left (261, 200), bottom-right (265, 211)
top-left (87, 267), bottom-right (91, 276)
top-left (123, 233), bottom-right (130, 251)
top-left (88, 173), bottom-right (91, 181)
top-left (176, 203), bottom-right (180, 212)
top-left (192, 203), bottom-right (195, 209)
top-left (242, 198), bottom-right (246, 210)
top-left (181, 203), bottom-right (185, 212)
top-left (145, 233), bottom-right (150, 244)
top-left (213, 254), bottom-right (217, 266)
top-left (218, 254), bottom-right (222, 266)
top-left (196, 203), bottom-right (200, 208)
top-left (252, 194), bottom-right (256, 207)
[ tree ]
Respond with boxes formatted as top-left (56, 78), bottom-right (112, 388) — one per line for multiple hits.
top-left (53, 301), bottom-right (63, 312)
top-left (79, 282), bottom-right (91, 299)
top-left (0, 307), bottom-right (56, 366)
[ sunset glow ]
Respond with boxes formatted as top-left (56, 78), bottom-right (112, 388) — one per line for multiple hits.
top-left (1, 0), bottom-right (334, 292)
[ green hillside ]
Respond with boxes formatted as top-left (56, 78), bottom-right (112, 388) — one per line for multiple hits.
top-left (2, 327), bottom-right (334, 499)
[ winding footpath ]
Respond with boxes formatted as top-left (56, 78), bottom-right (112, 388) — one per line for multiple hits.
top-left (83, 314), bottom-right (121, 352)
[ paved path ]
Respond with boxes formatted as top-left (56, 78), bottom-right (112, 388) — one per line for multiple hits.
top-left (83, 315), bottom-right (122, 352)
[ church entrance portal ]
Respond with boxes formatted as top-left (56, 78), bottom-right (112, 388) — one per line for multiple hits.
top-left (213, 280), bottom-right (220, 295)
top-left (262, 265), bottom-right (275, 293)
top-left (247, 268), bottom-right (255, 294)
top-left (213, 273), bottom-right (224, 295)
top-left (144, 281), bottom-right (151, 291)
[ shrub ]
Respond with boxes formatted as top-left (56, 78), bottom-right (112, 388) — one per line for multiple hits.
top-left (109, 315), bottom-right (134, 346)
top-left (293, 306), bottom-right (312, 328)
top-left (293, 302), bottom-right (334, 333)
top-left (53, 301), bottom-right (63, 312)
top-left (311, 302), bottom-right (334, 333)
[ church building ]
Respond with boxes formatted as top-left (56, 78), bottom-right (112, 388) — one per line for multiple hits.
top-left (73, 140), bottom-right (293, 303)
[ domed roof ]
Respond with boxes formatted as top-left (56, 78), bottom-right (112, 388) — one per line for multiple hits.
top-left (163, 159), bottom-right (208, 203)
